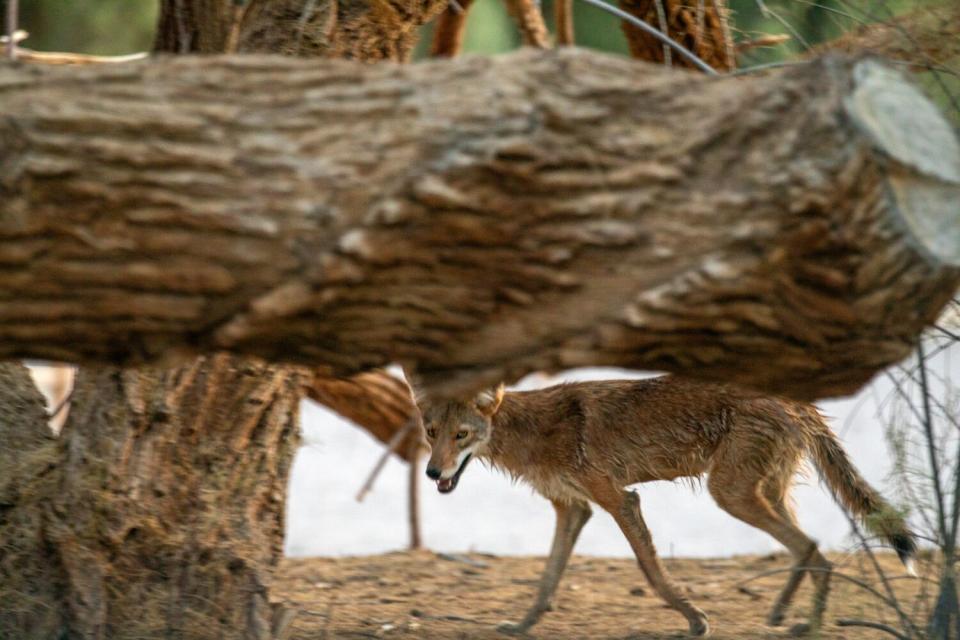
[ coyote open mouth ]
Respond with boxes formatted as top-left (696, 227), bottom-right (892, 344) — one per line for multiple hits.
top-left (437, 453), bottom-right (472, 494)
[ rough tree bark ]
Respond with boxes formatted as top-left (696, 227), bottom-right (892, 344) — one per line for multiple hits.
top-left (154, 0), bottom-right (448, 61)
top-left (1, 51), bottom-right (958, 400)
top-left (0, 3), bottom-right (437, 639)
top-left (0, 358), bottom-right (302, 640)
top-left (618, 0), bottom-right (736, 70)
top-left (0, 364), bottom-right (62, 639)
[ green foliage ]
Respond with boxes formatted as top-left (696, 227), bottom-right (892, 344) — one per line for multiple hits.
top-left (12, 0), bottom-right (157, 55)
top-left (5, 0), bottom-right (947, 63)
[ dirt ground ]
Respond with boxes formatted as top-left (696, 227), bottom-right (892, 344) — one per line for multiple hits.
top-left (277, 550), bottom-right (928, 639)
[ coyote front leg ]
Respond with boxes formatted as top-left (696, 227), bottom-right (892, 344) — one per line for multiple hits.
top-left (590, 481), bottom-right (709, 637)
top-left (499, 499), bottom-right (591, 634)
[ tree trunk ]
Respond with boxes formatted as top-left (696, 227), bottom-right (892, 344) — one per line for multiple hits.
top-left (618, 0), bottom-right (736, 70)
top-left (0, 3), bottom-right (438, 639)
top-left (0, 357), bottom-right (303, 640)
top-left (1, 51), bottom-right (958, 400)
top-left (0, 364), bottom-right (63, 638)
top-left (154, 0), bottom-right (448, 61)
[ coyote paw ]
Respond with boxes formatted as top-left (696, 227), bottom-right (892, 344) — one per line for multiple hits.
top-left (688, 615), bottom-right (710, 637)
top-left (788, 622), bottom-right (812, 637)
top-left (767, 609), bottom-right (786, 627)
top-left (497, 621), bottom-right (531, 636)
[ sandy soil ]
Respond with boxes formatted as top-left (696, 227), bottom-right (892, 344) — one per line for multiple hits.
top-left (277, 550), bottom-right (927, 639)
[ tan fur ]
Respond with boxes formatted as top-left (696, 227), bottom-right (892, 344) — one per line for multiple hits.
top-left (418, 376), bottom-right (914, 636)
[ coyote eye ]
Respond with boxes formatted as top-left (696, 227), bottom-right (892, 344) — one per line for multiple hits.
top-left (426, 428), bottom-right (436, 439)
top-left (455, 430), bottom-right (468, 440)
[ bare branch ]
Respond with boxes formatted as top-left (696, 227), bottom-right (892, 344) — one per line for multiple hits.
top-left (4, 0), bottom-right (16, 60)
top-left (836, 619), bottom-right (911, 640)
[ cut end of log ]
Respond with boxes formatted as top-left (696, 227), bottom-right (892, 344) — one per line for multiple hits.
top-left (845, 59), bottom-right (960, 267)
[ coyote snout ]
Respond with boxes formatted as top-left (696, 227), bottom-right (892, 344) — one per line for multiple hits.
top-left (421, 385), bottom-right (503, 494)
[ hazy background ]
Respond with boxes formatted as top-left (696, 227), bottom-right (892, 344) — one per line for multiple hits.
top-left (14, 0), bottom-right (916, 59)
top-left (14, 0), bottom-right (958, 559)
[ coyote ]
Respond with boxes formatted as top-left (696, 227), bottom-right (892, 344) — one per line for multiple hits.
top-left (417, 376), bottom-right (916, 636)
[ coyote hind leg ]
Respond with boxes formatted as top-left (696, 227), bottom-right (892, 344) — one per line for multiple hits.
top-left (762, 476), bottom-right (814, 626)
top-left (498, 499), bottom-right (591, 635)
top-left (767, 544), bottom-right (815, 627)
top-left (709, 465), bottom-right (832, 634)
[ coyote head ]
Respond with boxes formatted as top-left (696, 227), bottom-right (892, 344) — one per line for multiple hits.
top-left (418, 384), bottom-right (504, 494)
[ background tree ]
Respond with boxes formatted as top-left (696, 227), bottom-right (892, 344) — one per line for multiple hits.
top-left (0, 1), bottom-right (958, 639)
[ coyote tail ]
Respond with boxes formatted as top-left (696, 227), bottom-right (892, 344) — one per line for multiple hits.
top-left (805, 412), bottom-right (917, 574)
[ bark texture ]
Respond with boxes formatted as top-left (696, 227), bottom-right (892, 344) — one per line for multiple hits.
top-left (1, 4), bottom-right (437, 639)
top-left (306, 370), bottom-right (420, 462)
top-left (0, 364), bottom-right (62, 638)
top-left (619, 0), bottom-right (736, 71)
top-left (1, 51), bottom-right (958, 399)
top-left (154, 0), bottom-right (448, 61)
top-left (0, 357), bottom-right (303, 639)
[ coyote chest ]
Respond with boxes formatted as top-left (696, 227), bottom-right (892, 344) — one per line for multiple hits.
top-left (489, 455), bottom-right (592, 504)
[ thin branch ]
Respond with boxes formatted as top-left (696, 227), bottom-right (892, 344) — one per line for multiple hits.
top-left (355, 418), bottom-right (419, 502)
top-left (9, 50), bottom-right (148, 65)
top-left (574, 0), bottom-right (718, 75)
top-left (893, 364), bottom-right (960, 434)
top-left (730, 60), bottom-right (806, 76)
top-left (5, 0), bottom-right (17, 60)
top-left (225, 0), bottom-right (249, 54)
top-left (948, 411), bottom-right (960, 561)
top-left (48, 387), bottom-right (74, 422)
top-left (836, 619), bottom-right (911, 640)
top-left (936, 325), bottom-right (960, 343)
top-left (754, 0), bottom-right (811, 51)
top-left (694, 0), bottom-right (706, 53)
top-left (652, 0), bottom-right (671, 67)
top-left (296, 0), bottom-right (319, 52)
top-left (739, 566), bottom-right (902, 610)
top-left (918, 341), bottom-right (950, 547)
top-left (173, 0), bottom-right (191, 53)
top-left (837, 502), bottom-right (919, 637)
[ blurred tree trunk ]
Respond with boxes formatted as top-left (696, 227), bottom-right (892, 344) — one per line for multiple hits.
top-left (0, 358), bottom-right (303, 640)
top-left (1, 52), bottom-right (958, 400)
top-left (618, 0), bottom-right (736, 70)
top-left (0, 2), bottom-right (436, 639)
top-left (153, 0), bottom-right (447, 60)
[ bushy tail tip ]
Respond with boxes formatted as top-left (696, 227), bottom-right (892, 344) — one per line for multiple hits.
top-left (890, 532), bottom-right (918, 577)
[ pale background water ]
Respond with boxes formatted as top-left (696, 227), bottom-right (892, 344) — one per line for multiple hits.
top-left (286, 350), bottom-right (957, 559)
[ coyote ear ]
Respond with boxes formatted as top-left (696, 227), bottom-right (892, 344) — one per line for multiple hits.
top-left (475, 383), bottom-right (505, 417)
